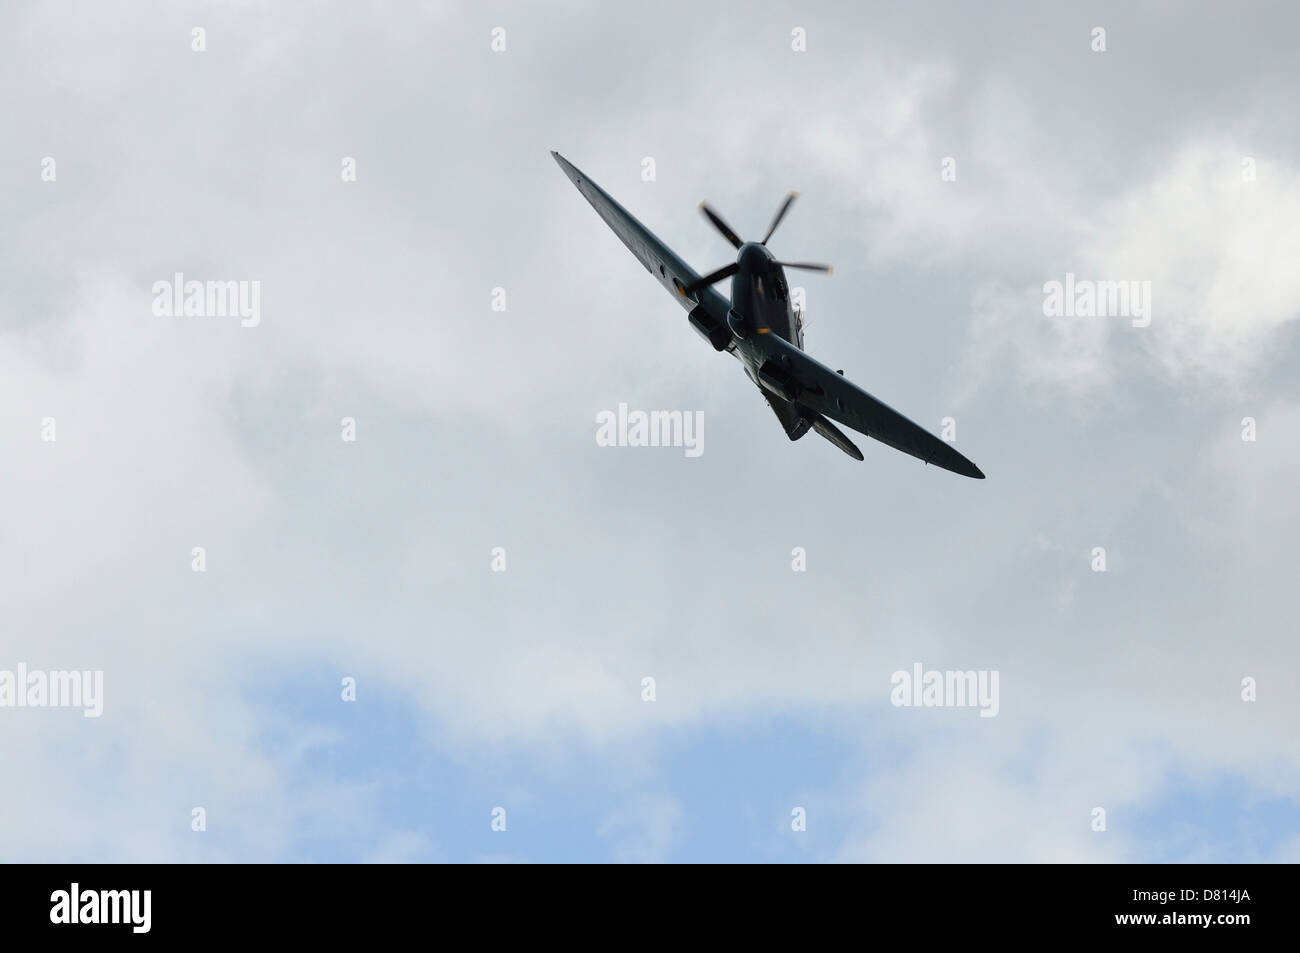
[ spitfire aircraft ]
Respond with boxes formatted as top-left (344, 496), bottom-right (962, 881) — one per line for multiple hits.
top-left (552, 152), bottom-right (985, 479)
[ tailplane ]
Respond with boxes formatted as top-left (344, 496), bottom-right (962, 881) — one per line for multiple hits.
top-left (810, 412), bottom-right (864, 460)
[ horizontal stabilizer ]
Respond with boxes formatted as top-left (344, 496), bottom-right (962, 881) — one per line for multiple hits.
top-left (811, 414), bottom-right (864, 460)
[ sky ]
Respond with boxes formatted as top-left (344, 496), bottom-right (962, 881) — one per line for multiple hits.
top-left (2, 0), bottom-right (1298, 862)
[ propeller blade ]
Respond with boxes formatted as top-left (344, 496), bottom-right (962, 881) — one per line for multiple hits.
top-left (683, 262), bottom-right (740, 295)
top-left (775, 261), bottom-right (833, 275)
top-left (762, 191), bottom-right (798, 245)
top-left (699, 202), bottom-right (743, 249)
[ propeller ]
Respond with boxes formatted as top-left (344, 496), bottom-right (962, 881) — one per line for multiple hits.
top-left (683, 262), bottom-right (739, 296)
top-left (762, 192), bottom-right (798, 245)
top-left (687, 193), bottom-right (832, 295)
top-left (699, 202), bottom-right (743, 249)
top-left (774, 261), bottom-right (832, 274)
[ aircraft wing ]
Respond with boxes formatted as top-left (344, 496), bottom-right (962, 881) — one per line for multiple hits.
top-left (764, 333), bottom-right (985, 478)
top-left (551, 151), bottom-right (730, 324)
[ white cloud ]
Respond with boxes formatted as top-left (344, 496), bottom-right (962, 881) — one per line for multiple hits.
top-left (2, 0), bottom-right (1298, 862)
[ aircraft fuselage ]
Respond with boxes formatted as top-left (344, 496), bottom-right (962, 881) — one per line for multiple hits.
top-left (730, 242), bottom-right (801, 348)
top-left (726, 243), bottom-right (811, 438)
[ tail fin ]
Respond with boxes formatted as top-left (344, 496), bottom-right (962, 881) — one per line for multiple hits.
top-left (810, 413), bottom-right (864, 460)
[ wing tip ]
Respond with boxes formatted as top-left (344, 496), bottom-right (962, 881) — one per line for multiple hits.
top-left (928, 447), bottom-right (985, 479)
top-left (551, 151), bottom-right (585, 187)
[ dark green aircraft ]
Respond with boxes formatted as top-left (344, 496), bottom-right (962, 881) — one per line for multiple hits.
top-left (552, 152), bottom-right (985, 479)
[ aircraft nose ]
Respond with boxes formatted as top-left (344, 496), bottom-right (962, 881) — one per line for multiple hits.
top-left (737, 242), bottom-right (771, 270)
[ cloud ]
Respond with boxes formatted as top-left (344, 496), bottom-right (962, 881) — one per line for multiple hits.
top-left (2, 0), bottom-right (1298, 862)
top-left (598, 794), bottom-right (684, 863)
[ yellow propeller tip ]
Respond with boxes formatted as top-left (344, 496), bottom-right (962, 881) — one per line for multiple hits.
top-left (828, 266), bottom-right (834, 275)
